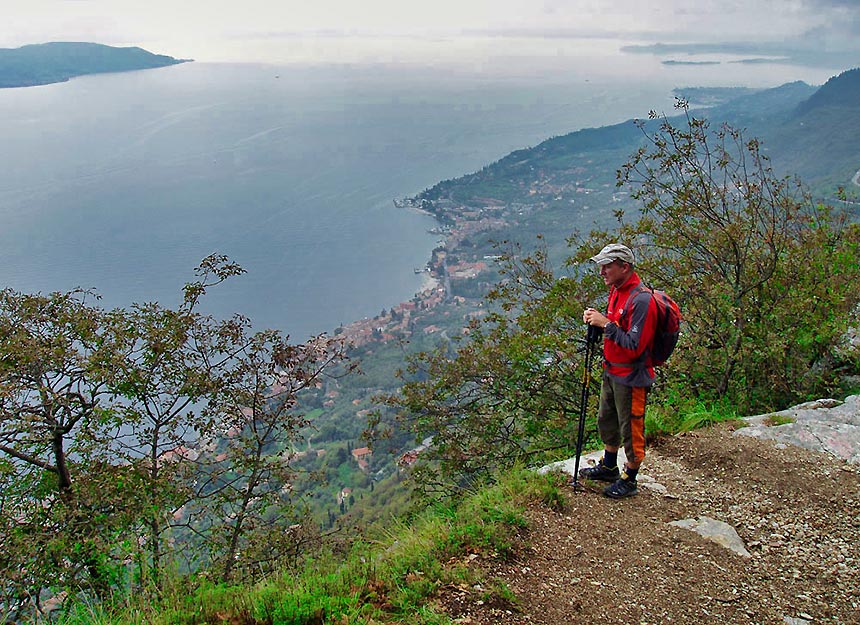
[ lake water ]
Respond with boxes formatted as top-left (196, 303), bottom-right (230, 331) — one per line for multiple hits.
top-left (0, 51), bottom-right (840, 339)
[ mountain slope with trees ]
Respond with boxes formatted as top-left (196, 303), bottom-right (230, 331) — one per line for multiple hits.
top-left (765, 68), bottom-right (860, 189)
top-left (411, 68), bottom-right (859, 263)
top-left (0, 42), bottom-right (189, 88)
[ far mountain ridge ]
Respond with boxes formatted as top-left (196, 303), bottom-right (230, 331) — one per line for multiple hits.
top-left (0, 41), bottom-right (190, 88)
top-left (712, 80), bottom-right (816, 124)
top-left (794, 67), bottom-right (860, 116)
top-left (415, 68), bottom-right (858, 217)
top-left (407, 68), bottom-right (860, 267)
top-left (765, 67), bottom-right (860, 186)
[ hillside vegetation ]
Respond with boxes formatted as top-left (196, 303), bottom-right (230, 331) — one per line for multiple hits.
top-left (0, 42), bottom-right (188, 88)
top-left (43, 427), bottom-right (860, 625)
top-left (412, 68), bottom-right (859, 262)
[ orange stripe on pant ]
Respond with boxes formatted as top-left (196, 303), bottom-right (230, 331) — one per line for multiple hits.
top-left (630, 386), bottom-right (647, 464)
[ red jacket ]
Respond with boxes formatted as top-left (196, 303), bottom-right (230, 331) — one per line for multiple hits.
top-left (602, 272), bottom-right (658, 387)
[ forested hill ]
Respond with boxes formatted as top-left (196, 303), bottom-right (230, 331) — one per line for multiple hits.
top-left (766, 67), bottom-right (860, 186)
top-left (0, 42), bottom-right (189, 88)
top-left (413, 67), bottom-right (860, 250)
top-left (795, 67), bottom-right (860, 116)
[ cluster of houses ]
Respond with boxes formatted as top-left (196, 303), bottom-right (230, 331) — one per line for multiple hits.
top-left (334, 281), bottom-right (443, 347)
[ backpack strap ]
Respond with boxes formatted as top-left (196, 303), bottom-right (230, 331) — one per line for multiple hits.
top-left (621, 284), bottom-right (653, 319)
top-left (604, 284), bottom-right (654, 370)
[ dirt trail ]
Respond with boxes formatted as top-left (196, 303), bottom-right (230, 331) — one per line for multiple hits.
top-left (436, 424), bottom-right (860, 625)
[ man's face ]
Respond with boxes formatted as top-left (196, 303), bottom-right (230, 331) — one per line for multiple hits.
top-left (599, 259), bottom-right (630, 288)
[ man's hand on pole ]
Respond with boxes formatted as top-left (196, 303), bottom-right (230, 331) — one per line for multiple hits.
top-left (583, 307), bottom-right (609, 328)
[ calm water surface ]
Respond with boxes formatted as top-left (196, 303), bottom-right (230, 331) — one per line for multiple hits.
top-left (0, 57), bottom-right (838, 338)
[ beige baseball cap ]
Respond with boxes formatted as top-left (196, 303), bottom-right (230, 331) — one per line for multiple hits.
top-left (589, 243), bottom-right (635, 265)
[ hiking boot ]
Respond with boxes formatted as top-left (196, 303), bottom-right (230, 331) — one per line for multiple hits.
top-left (603, 478), bottom-right (638, 499)
top-left (578, 460), bottom-right (620, 483)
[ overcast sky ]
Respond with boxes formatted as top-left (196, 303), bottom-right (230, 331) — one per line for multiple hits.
top-left (3, 0), bottom-right (860, 64)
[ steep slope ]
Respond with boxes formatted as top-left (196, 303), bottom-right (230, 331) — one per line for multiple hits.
top-left (795, 68), bottom-right (860, 116)
top-left (411, 77), bottom-right (835, 260)
top-left (411, 70), bottom-right (859, 264)
top-left (711, 80), bottom-right (816, 126)
top-left (764, 68), bottom-right (860, 191)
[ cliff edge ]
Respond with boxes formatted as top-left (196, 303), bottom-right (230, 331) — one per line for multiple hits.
top-left (436, 399), bottom-right (860, 624)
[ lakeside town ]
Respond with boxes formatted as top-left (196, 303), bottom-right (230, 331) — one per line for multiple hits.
top-left (318, 159), bottom-right (621, 492)
top-left (333, 202), bottom-right (506, 348)
top-left (336, 155), bottom-right (618, 350)
top-left (160, 140), bottom-right (622, 524)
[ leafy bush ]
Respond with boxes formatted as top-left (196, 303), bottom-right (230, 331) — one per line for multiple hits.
top-left (385, 244), bottom-right (605, 496)
top-left (389, 103), bottom-right (860, 496)
top-left (609, 102), bottom-right (860, 411)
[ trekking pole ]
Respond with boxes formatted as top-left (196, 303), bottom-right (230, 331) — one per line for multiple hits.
top-left (571, 323), bottom-right (603, 490)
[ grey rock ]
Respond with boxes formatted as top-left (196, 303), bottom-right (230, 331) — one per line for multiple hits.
top-left (538, 448), bottom-right (628, 477)
top-left (736, 394), bottom-right (860, 464)
top-left (836, 323), bottom-right (860, 356)
top-left (669, 516), bottom-right (752, 558)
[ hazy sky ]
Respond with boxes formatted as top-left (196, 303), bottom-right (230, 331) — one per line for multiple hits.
top-left (3, 0), bottom-right (860, 65)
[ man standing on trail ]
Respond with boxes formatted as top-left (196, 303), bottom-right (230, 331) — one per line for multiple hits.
top-left (580, 243), bottom-right (658, 499)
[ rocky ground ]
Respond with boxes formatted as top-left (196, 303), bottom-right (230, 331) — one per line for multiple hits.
top-left (434, 421), bottom-right (860, 625)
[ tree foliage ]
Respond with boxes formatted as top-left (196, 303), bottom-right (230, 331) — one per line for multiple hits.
top-left (198, 327), bottom-right (354, 582)
top-left (103, 256), bottom-right (246, 591)
top-left (610, 102), bottom-right (860, 410)
top-left (0, 255), bottom-right (351, 620)
top-left (0, 288), bottom-right (134, 611)
top-left (383, 244), bottom-right (605, 496)
top-left (387, 104), bottom-right (860, 497)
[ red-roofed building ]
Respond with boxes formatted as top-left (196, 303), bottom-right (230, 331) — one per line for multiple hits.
top-left (352, 446), bottom-right (372, 470)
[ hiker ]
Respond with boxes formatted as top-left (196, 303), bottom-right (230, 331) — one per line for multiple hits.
top-left (580, 243), bottom-right (658, 499)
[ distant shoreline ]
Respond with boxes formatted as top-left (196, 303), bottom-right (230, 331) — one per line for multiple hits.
top-left (0, 42), bottom-right (190, 89)
top-left (397, 199), bottom-right (445, 296)
top-left (0, 62), bottom-right (192, 89)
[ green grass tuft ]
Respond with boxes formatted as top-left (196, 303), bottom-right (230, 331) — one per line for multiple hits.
top-left (764, 413), bottom-right (795, 426)
top-left (54, 469), bottom-right (563, 624)
top-left (645, 395), bottom-right (743, 441)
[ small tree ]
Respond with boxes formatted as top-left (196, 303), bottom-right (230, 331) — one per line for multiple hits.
top-left (0, 254), bottom-right (361, 609)
top-left (199, 329), bottom-right (353, 582)
top-left (612, 101), bottom-right (860, 410)
top-left (384, 243), bottom-right (603, 496)
top-left (0, 288), bottom-right (134, 613)
top-left (104, 254), bottom-right (245, 591)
